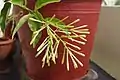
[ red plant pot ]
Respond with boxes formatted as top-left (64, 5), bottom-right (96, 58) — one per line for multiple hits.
top-left (16, 0), bottom-right (102, 80)
top-left (0, 38), bottom-right (14, 60)
top-left (0, 38), bottom-right (15, 72)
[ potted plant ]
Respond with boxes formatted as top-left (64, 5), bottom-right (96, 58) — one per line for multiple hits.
top-left (1, 0), bottom-right (102, 80)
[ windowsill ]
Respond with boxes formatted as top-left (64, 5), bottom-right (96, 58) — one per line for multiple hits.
top-left (102, 5), bottom-right (120, 7)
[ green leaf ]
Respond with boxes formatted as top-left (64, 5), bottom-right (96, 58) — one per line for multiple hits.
top-left (30, 26), bottom-right (46, 47)
top-left (31, 32), bottom-right (41, 48)
top-left (28, 11), bottom-right (43, 31)
top-left (45, 18), bottom-right (70, 35)
top-left (28, 11), bottom-right (44, 31)
top-left (0, 2), bottom-right (11, 32)
top-left (10, 0), bottom-right (25, 6)
top-left (11, 0), bottom-right (31, 12)
top-left (28, 18), bottom-right (41, 31)
top-left (28, 11), bottom-right (45, 47)
top-left (35, 0), bottom-right (61, 10)
top-left (33, 11), bottom-right (44, 20)
top-left (45, 17), bottom-right (64, 28)
top-left (12, 14), bottom-right (30, 38)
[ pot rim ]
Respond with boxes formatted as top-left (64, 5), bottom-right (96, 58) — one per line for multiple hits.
top-left (0, 38), bottom-right (15, 45)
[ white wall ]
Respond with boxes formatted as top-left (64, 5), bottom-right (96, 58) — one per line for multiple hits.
top-left (0, 0), bottom-right (4, 37)
top-left (91, 7), bottom-right (120, 80)
top-left (0, 0), bottom-right (4, 11)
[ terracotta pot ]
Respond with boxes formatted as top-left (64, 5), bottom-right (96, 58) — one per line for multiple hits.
top-left (0, 21), bottom-right (15, 60)
top-left (0, 38), bottom-right (15, 73)
top-left (0, 38), bottom-right (15, 60)
top-left (0, 20), bottom-right (16, 72)
top-left (15, 0), bottom-right (102, 80)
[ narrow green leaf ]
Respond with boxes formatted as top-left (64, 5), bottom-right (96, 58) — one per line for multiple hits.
top-left (31, 32), bottom-right (41, 48)
top-left (35, 0), bottom-right (61, 10)
top-left (0, 2), bottom-right (11, 32)
top-left (12, 14), bottom-right (30, 38)
top-left (30, 26), bottom-right (46, 47)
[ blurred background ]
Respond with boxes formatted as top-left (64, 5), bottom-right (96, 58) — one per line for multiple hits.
top-left (91, 0), bottom-right (120, 80)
